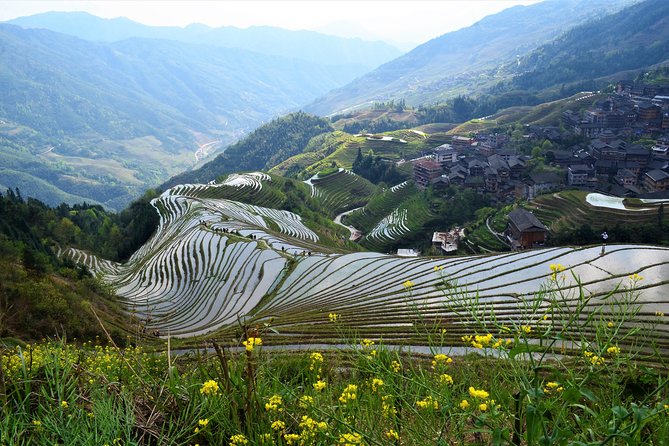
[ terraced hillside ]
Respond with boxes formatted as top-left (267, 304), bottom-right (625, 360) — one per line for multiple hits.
top-left (60, 177), bottom-right (669, 350)
top-left (530, 190), bottom-right (664, 232)
top-left (344, 182), bottom-right (436, 252)
top-left (304, 169), bottom-right (378, 215)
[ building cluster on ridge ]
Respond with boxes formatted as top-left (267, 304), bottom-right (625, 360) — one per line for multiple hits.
top-left (413, 80), bottom-right (669, 202)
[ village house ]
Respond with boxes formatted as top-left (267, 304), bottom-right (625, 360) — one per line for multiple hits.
top-left (413, 158), bottom-right (442, 189)
top-left (644, 169), bottom-right (669, 192)
top-left (568, 164), bottom-right (595, 186)
top-left (507, 208), bottom-right (549, 250)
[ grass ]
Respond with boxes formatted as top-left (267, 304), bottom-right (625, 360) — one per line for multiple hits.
top-left (1, 276), bottom-right (668, 445)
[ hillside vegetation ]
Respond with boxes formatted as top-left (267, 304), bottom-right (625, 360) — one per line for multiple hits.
top-left (304, 0), bottom-right (633, 115)
top-left (0, 25), bottom-right (356, 209)
top-left (163, 113), bottom-right (333, 189)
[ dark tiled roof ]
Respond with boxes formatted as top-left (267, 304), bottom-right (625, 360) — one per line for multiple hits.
top-left (508, 209), bottom-right (548, 232)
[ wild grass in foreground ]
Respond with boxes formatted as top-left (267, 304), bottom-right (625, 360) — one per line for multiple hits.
top-left (0, 270), bottom-right (668, 445)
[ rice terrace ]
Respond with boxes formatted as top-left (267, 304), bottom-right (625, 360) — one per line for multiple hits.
top-left (32, 172), bottom-right (669, 446)
top-left (60, 173), bottom-right (669, 343)
top-left (5, 0), bottom-right (669, 443)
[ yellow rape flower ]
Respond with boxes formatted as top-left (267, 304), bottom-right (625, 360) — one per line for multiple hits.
top-left (200, 379), bottom-right (220, 395)
top-left (265, 394), bottom-right (283, 412)
top-left (371, 378), bottom-right (384, 392)
top-left (459, 399), bottom-right (470, 410)
top-left (479, 403), bottom-right (488, 411)
top-left (390, 360), bottom-right (401, 373)
top-left (299, 395), bottom-right (314, 408)
top-left (284, 434), bottom-right (300, 445)
top-left (403, 280), bottom-right (414, 289)
top-left (339, 384), bottom-right (358, 404)
top-left (606, 346), bottom-right (621, 356)
top-left (439, 374), bottom-right (454, 385)
top-left (242, 337), bottom-right (262, 352)
top-left (313, 379), bottom-right (327, 391)
top-left (544, 382), bottom-right (564, 394)
top-left (386, 429), bottom-right (400, 441)
top-left (329, 313), bottom-right (340, 322)
top-left (229, 434), bottom-right (248, 446)
top-left (468, 387), bottom-right (489, 399)
top-left (271, 420), bottom-right (286, 431)
top-left (338, 432), bottom-right (364, 445)
top-left (61, 400), bottom-right (69, 409)
top-left (198, 418), bottom-right (209, 427)
top-left (431, 353), bottom-right (453, 367)
top-left (416, 395), bottom-right (439, 410)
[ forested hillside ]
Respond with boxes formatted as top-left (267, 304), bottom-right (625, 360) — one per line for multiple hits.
top-left (162, 113), bottom-right (333, 188)
top-left (0, 24), bottom-right (355, 209)
top-left (0, 189), bottom-right (148, 341)
top-left (503, 0), bottom-right (669, 97)
top-left (304, 0), bottom-right (633, 115)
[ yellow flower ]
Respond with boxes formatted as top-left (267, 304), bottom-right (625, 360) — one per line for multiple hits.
top-left (656, 311), bottom-right (665, 317)
top-left (382, 395), bottom-right (397, 417)
top-left (339, 384), bottom-right (358, 404)
top-left (416, 395), bottom-right (439, 410)
top-left (584, 351), bottom-right (605, 366)
top-left (371, 378), bottom-right (384, 392)
top-left (271, 420), bottom-right (286, 431)
top-left (468, 387), bottom-right (489, 399)
top-left (32, 420), bottom-right (42, 427)
top-left (390, 360), bottom-right (401, 373)
top-left (544, 382), bottom-right (564, 394)
top-left (313, 379), bottom-right (327, 391)
top-left (433, 265), bottom-right (444, 271)
top-left (607, 321), bottom-right (614, 328)
top-left (229, 434), bottom-right (249, 446)
top-left (403, 280), bottom-right (414, 289)
top-left (61, 400), bottom-right (69, 409)
top-left (299, 395), bottom-right (314, 408)
top-left (385, 429), bottom-right (400, 441)
top-left (200, 379), bottom-right (220, 395)
top-left (198, 418), bottom-right (209, 427)
top-left (459, 399), bottom-right (470, 410)
top-left (520, 325), bottom-right (532, 335)
top-left (284, 434), bottom-right (300, 445)
top-left (242, 337), bottom-right (262, 352)
top-left (606, 346), bottom-right (621, 356)
top-left (629, 273), bottom-right (643, 282)
top-left (479, 403), bottom-right (488, 412)
top-left (549, 263), bottom-right (565, 280)
top-left (265, 394), bottom-right (283, 412)
top-left (328, 313), bottom-right (340, 322)
top-left (361, 339), bottom-right (375, 347)
top-left (431, 353), bottom-right (453, 367)
top-left (338, 432), bottom-right (364, 445)
top-left (439, 374), bottom-right (454, 385)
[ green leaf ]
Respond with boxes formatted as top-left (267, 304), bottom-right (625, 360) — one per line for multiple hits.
top-left (508, 344), bottom-right (547, 359)
top-left (579, 388), bottom-right (597, 403)
top-left (611, 405), bottom-right (629, 419)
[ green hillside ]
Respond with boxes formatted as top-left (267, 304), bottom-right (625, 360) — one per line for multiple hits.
top-left (304, 0), bottom-right (633, 115)
top-left (0, 24), bottom-right (359, 209)
top-left (506, 0), bottom-right (669, 97)
top-left (163, 113), bottom-right (333, 189)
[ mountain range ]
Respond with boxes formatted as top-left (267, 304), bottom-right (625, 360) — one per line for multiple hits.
top-left (304, 0), bottom-right (637, 115)
top-left (4, 0), bottom-right (669, 210)
top-left (0, 18), bottom-right (400, 209)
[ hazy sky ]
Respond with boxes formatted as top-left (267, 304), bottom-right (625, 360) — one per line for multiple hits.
top-left (0, 1), bottom-right (540, 47)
